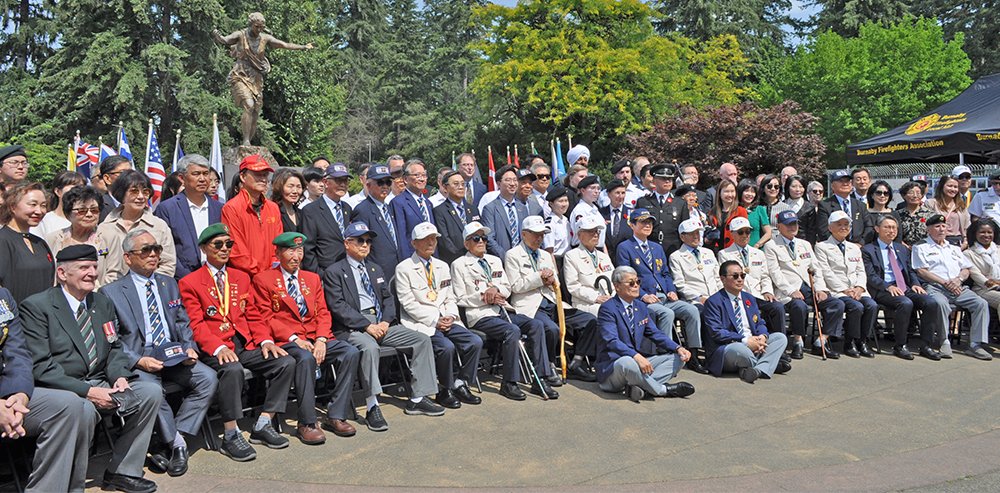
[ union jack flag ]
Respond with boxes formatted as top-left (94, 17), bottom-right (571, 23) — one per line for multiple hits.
top-left (75, 139), bottom-right (98, 179)
top-left (144, 121), bottom-right (166, 205)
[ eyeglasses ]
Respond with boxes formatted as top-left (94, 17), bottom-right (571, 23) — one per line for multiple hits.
top-left (726, 273), bottom-right (747, 279)
top-left (2, 159), bottom-right (28, 168)
top-left (734, 229), bottom-right (751, 236)
top-left (535, 174), bottom-right (551, 180)
top-left (104, 170), bottom-right (125, 180)
top-left (128, 244), bottom-right (163, 257)
top-left (620, 280), bottom-right (639, 287)
top-left (765, 184), bottom-right (781, 190)
top-left (127, 187), bottom-right (152, 197)
top-left (873, 190), bottom-right (890, 196)
top-left (350, 238), bottom-right (373, 245)
top-left (809, 190), bottom-right (824, 195)
top-left (406, 172), bottom-right (428, 178)
top-left (467, 235), bottom-right (487, 243)
top-left (209, 240), bottom-right (235, 250)
top-left (71, 207), bottom-right (100, 216)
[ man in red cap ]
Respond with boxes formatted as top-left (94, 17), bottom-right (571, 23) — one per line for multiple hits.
top-left (221, 154), bottom-right (283, 276)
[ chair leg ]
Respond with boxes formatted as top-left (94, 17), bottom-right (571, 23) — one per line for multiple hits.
top-left (201, 417), bottom-right (218, 452)
top-left (3, 441), bottom-right (23, 493)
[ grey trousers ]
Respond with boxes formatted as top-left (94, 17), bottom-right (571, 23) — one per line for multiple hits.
top-left (648, 297), bottom-right (703, 348)
top-left (78, 380), bottom-right (162, 478)
top-left (23, 387), bottom-right (99, 493)
top-left (721, 332), bottom-right (789, 377)
top-left (598, 353), bottom-right (683, 396)
top-left (135, 360), bottom-right (218, 446)
top-left (927, 285), bottom-right (990, 345)
top-left (347, 319), bottom-right (438, 399)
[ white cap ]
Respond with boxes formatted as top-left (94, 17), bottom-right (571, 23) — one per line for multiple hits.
top-left (728, 217), bottom-right (751, 231)
top-left (522, 215), bottom-right (550, 233)
top-left (828, 210), bottom-right (852, 225)
top-left (952, 165), bottom-right (972, 177)
top-left (678, 218), bottom-right (703, 234)
top-left (576, 214), bottom-right (606, 231)
top-left (462, 221), bottom-right (491, 240)
top-left (411, 222), bottom-right (440, 240)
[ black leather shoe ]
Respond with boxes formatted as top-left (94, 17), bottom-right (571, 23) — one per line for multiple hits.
top-left (663, 382), bottom-right (695, 397)
top-left (685, 357), bottom-right (710, 374)
top-left (499, 381), bottom-right (526, 401)
top-left (365, 405), bottom-right (389, 431)
top-left (893, 344), bottom-right (914, 360)
top-left (220, 433), bottom-right (256, 462)
top-left (530, 381), bottom-right (559, 399)
top-left (738, 367), bottom-right (759, 384)
top-left (454, 384), bottom-right (481, 405)
top-left (545, 374), bottom-right (564, 387)
top-left (775, 360), bottom-right (792, 374)
top-left (790, 344), bottom-right (804, 360)
top-left (435, 389), bottom-right (461, 409)
top-left (102, 471), bottom-right (157, 493)
top-left (843, 339), bottom-right (860, 358)
top-left (167, 446), bottom-right (188, 477)
top-left (249, 423), bottom-right (289, 449)
top-left (920, 345), bottom-right (942, 361)
top-left (625, 384), bottom-right (644, 403)
top-left (146, 451), bottom-right (168, 474)
top-left (567, 361), bottom-right (597, 382)
top-left (404, 397), bottom-right (447, 416)
top-left (858, 340), bottom-right (875, 358)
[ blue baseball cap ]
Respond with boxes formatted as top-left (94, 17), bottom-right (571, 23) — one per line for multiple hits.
top-left (367, 165), bottom-right (391, 181)
top-left (830, 169), bottom-right (851, 181)
top-left (630, 208), bottom-right (655, 223)
top-left (344, 222), bottom-right (377, 239)
top-left (153, 342), bottom-right (189, 367)
top-left (325, 162), bottom-right (350, 179)
top-left (776, 210), bottom-right (799, 224)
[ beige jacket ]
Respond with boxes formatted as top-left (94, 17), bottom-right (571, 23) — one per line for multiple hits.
top-left (96, 207), bottom-right (176, 286)
top-left (450, 252), bottom-right (512, 328)
top-left (813, 238), bottom-right (869, 298)
top-left (396, 254), bottom-right (460, 336)
top-left (718, 244), bottom-right (774, 299)
top-left (563, 246), bottom-right (615, 317)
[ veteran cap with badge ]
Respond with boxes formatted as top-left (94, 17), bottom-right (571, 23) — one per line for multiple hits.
top-left (463, 221), bottom-right (491, 240)
top-left (56, 244), bottom-right (99, 262)
top-left (629, 208), bottom-right (656, 224)
top-left (678, 218), bottom-right (703, 234)
top-left (198, 223), bottom-right (231, 245)
top-left (576, 214), bottom-right (605, 232)
top-left (273, 232), bottom-right (307, 248)
top-left (522, 215), bottom-right (549, 233)
top-left (344, 222), bottom-right (377, 239)
top-left (153, 342), bottom-right (190, 367)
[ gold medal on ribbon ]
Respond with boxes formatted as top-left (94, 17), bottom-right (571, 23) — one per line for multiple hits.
top-left (219, 321), bottom-right (231, 332)
top-left (428, 290), bottom-right (438, 301)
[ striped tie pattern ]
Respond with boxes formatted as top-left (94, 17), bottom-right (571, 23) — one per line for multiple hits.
top-left (419, 197), bottom-right (430, 222)
top-left (146, 280), bottom-right (167, 346)
top-left (456, 202), bottom-right (466, 225)
top-left (507, 202), bottom-right (520, 246)
top-left (359, 264), bottom-right (382, 320)
top-left (733, 295), bottom-right (744, 330)
top-left (76, 304), bottom-right (98, 370)
top-left (381, 204), bottom-right (397, 245)
top-left (334, 202), bottom-right (345, 231)
top-left (641, 243), bottom-right (652, 267)
top-left (287, 275), bottom-right (308, 317)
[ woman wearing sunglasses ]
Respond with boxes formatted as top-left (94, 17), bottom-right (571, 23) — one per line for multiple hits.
top-left (96, 170), bottom-right (177, 286)
top-left (866, 180), bottom-right (898, 226)
top-left (45, 185), bottom-right (105, 270)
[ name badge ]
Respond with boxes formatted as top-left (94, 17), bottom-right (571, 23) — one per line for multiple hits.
top-left (440, 279), bottom-right (452, 288)
top-left (751, 261), bottom-right (763, 266)
top-left (376, 277), bottom-right (385, 283)
top-left (492, 271), bottom-right (504, 278)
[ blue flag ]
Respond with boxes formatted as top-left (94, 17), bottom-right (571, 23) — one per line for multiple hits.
top-left (118, 127), bottom-right (134, 163)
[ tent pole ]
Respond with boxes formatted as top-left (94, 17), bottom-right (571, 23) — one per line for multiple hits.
top-left (960, 153), bottom-right (965, 165)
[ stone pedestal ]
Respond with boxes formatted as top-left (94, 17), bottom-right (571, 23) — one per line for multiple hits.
top-left (221, 146), bottom-right (278, 191)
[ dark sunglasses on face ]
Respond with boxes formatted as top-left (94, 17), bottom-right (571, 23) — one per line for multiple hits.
top-left (621, 280), bottom-right (639, 287)
top-left (467, 235), bottom-right (487, 243)
top-left (765, 184), bottom-right (780, 190)
top-left (375, 178), bottom-right (392, 187)
top-left (351, 238), bottom-right (373, 245)
top-left (726, 273), bottom-right (747, 279)
top-left (129, 244), bottom-right (163, 256)
top-left (734, 229), bottom-right (751, 236)
top-left (810, 190), bottom-right (824, 195)
top-left (873, 190), bottom-right (890, 196)
top-left (535, 174), bottom-right (551, 180)
top-left (210, 240), bottom-right (235, 250)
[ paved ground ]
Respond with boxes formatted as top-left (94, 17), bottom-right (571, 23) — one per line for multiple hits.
top-left (75, 346), bottom-right (1000, 492)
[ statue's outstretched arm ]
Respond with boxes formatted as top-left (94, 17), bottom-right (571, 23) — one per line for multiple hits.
top-left (266, 34), bottom-right (313, 51)
top-left (212, 29), bottom-right (240, 46)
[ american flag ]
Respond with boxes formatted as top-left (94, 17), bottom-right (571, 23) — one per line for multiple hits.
top-left (75, 139), bottom-right (99, 179)
top-left (144, 120), bottom-right (166, 205)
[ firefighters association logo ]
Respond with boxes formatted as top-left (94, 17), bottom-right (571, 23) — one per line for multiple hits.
top-left (905, 113), bottom-right (940, 135)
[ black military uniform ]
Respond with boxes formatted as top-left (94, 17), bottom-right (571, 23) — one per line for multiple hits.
top-left (634, 164), bottom-right (689, 258)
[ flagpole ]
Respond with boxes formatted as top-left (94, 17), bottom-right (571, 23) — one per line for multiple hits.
top-left (117, 121), bottom-right (123, 150)
top-left (173, 129), bottom-right (182, 173)
top-left (568, 134), bottom-right (573, 148)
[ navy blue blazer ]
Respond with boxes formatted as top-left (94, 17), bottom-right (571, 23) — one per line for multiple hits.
top-left (153, 193), bottom-right (223, 279)
top-left (481, 196), bottom-right (529, 258)
top-left (301, 196), bottom-right (353, 274)
top-left (432, 198), bottom-right (480, 264)
top-left (595, 297), bottom-right (678, 383)
top-left (861, 240), bottom-right (922, 296)
top-left (468, 180), bottom-right (487, 209)
top-left (815, 195), bottom-right (874, 244)
top-left (100, 272), bottom-right (198, 370)
top-left (350, 197), bottom-right (404, 280)
top-left (615, 237), bottom-right (678, 297)
top-left (0, 287), bottom-right (33, 399)
top-left (391, 191), bottom-right (436, 259)
top-left (599, 204), bottom-right (632, 260)
top-left (703, 289), bottom-right (768, 376)
top-left (321, 258), bottom-right (397, 338)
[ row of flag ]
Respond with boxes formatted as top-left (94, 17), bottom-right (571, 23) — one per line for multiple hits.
top-left (478, 139), bottom-right (570, 192)
top-left (67, 116), bottom-right (227, 205)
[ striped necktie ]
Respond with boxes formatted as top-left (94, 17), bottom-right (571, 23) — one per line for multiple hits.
top-left (741, 247), bottom-right (749, 267)
top-left (455, 202), bottom-right (466, 225)
top-left (641, 243), bottom-right (652, 267)
top-left (333, 202), bottom-right (345, 231)
top-left (358, 264), bottom-right (382, 320)
top-left (146, 280), bottom-right (167, 346)
top-left (287, 275), bottom-right (307, 317)
top-left (380, 203), bottom-right (397, 245)
top-left (507, 202), bottom-right (520, 246)
top-left (733, 295), bottom-right (744, 330)
top-left (418, 196), bottom-right (430, 222)
top-left (76, 304), bottom-right (98, 370)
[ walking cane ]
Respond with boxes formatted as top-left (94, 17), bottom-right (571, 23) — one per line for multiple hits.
top-left (499, 306), bottom-right (548, 400)
top-left (549, 253), bottom-right (569, 383)
top-left (807, 267), bottom-right (827, 361)
top-left (595, 277), bottom-right (612, 296)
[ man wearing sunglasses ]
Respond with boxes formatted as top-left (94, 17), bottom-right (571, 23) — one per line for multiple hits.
top-left (451, 222), bottom-right (552, 400)
top-left (323, 222), bottom-right (444, 432)
top-left (718, 217), bottom-right (788, 357)
top-left (180, 223), bottom-right (296, 462)
top-left (350, 165), bottom-right (404, 277)
top-left (302, 163), bottom-right (353, 274)
top-left (595, 266), bottom-right (695, 402)
top-left (102, 229), bottom-right (218, 477)
top-left (529, 161), bottom-right (552, 216)
top-left (969, 171), bottom-right (1000, 224)
top-left (703, 261), bottom-right (790, 384)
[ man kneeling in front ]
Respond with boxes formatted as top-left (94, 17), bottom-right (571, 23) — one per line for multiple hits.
top-left (595, 266), bottom-right (695, 402)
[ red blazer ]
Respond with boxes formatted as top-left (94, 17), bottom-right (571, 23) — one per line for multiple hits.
top-left (179, 264), bottom-right (269, 354)
top-left (251, 267), bottom-right (333, 345)
top-left (221, 189), bottom-right (283, 276)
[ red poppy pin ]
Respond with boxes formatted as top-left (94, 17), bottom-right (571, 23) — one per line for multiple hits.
top-left (920, 217), bottom-right (927, 223)
top-left (745, 299), bottom-right (751, 307)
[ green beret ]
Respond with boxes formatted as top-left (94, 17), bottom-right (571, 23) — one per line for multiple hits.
top-left (273, 232), bottom-right (307, 248)
top-left (198, 223), bottom-right (231, 245)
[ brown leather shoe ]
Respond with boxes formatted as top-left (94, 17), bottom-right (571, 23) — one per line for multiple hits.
top-left (296, 423), bottom-right (326, 445)
top-left (320, 417), bottom-right (357, 437)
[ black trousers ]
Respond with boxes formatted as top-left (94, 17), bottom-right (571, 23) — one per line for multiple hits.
top-left (282, 339), bottom-right (360, 423)
top-left (535, 298), bottom-right (599, 360)
top-left (756, 297), bottom-right (787, 336)
top-left (872, 289), bottom-right (938, 344)
top-left (473, 312), bottom-right (550, 381)
top-left (201, 344), bottom-right (295, 423)
top-left (429, 325), bottom-right (483, 390)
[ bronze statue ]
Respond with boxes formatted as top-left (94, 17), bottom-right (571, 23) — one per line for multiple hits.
top-left (213, 12), bottom-right (313, 146)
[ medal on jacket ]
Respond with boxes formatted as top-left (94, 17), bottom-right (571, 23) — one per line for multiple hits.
top-left (271, 292), bottom-right (281, 312)
top-left (102, 321), bottom-right (118, 343)
top-left (424, 260), bottom-right (438, 301)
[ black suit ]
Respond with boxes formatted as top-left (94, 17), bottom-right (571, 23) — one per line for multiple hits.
top-left (861, 240), bottom-right (938, 345)
top-left (349, 197), bottom-right (403, 280)
top-left (433, 198), bottom-right (480, 264)
top-left (99, 192), bottom-right (117, 222)
top-left (599, 204), bottom-right (632, 261)
top-left (301, 196), bottom-right (353, 274)
top-left (322, 259), bottom-right (397, 336)
top-left (815, 194), bottom-right (874, 244)
top-left (635, 193), bottom-right (689, 257)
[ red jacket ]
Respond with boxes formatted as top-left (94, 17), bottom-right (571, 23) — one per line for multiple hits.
top-left (251, 267), bottom-right (333, 345)
top-left (179, 264), bottom-right (270, 354)
top-left (221, 189), bottom-right (283, 276)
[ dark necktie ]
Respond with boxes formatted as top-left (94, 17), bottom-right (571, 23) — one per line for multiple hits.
top-left (418, 196), bottom-right (430, 222)
top-left (380, 203), bottom-right (397, 245)
top-left (611, 209), bottom-right (620, 236)
top-left (287, 275), bottom-right (307, 317)
top-left (215, 270), bottom-right (225, 298)
top-left (641, 243), bottom-right (652, 267)
top-left (733, 295), bottom-right (744, 330)
top-left (333, 201), bottom-right (345, 231)
top-left (838, 242), bottom-right (846, 255)
top-left (741, 248), bottom-right (749, 267)
top-left (507, 202), bottom-right (520, 246)
top-left (76, 304), bottom-right (98, 370)
top-left (358, 264), bottom-right (382, 320)
top-left (145, 280), bottom-right (167, 346)
top-left (455, 202), bottom-right (466, 225)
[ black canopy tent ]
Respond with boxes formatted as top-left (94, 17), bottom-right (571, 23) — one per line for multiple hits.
top-left (846, 73), bottom-right (1000, 165)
